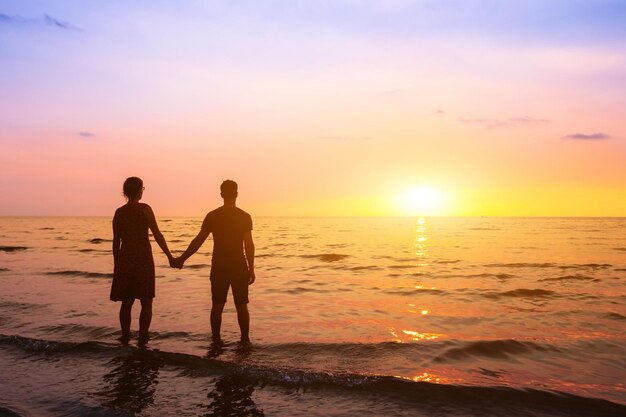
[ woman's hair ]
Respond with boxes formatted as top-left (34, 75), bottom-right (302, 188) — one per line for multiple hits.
top-left (123, 177), bottom-right (143, 200)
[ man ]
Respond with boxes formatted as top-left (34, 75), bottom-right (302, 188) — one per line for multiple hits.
top-left (172, 180), bottom-right (255, 344)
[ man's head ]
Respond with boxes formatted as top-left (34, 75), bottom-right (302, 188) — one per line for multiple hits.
top-left (220, 180), bottom-right (238, 200)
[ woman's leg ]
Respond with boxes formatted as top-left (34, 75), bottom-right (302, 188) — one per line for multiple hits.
top-left (139, 298), bottom-right (153, 337)
top-left (119, 299), bottom-right (134, 337)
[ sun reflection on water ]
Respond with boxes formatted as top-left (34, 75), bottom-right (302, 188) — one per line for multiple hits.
top-left (402, 330), bottom-right (443, 340)
top-left (411, 372), bottom-right (441, 383)
top-left (406, 303), bottom-right (431, 315)
top-left (414, 217), bottom-right (429, 261)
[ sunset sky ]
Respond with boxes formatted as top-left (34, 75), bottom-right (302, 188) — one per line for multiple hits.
top-left (1, 1), bottom-right (625, 216)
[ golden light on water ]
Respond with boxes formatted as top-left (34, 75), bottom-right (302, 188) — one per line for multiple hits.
top-left (414, 284), bottom-right (437, 290)
top-left (415, 217), bottom-right (429, 259)
top-left (402, 330), bottom-right (443, 341)
top-left (411, 372), bottom-right (442, 383)
top-left (407, 304), bottom-right (431, 315)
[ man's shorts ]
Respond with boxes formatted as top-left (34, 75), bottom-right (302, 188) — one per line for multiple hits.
top-left (210, 258), bottom-right (250, 305)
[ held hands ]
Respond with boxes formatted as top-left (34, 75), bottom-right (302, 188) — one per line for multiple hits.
top-left (169, 256), bottom-right (184, 269)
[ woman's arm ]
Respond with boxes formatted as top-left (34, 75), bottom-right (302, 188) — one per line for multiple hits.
top-left (144, 204), bottom-right (173, 261)
top-left (112, 211), bottom-right (121, 265)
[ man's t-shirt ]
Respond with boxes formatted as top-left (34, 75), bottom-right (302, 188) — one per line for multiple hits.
top-left (201, 206), bottom-right (252, 261)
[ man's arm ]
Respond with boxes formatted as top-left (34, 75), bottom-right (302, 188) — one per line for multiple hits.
top-left (177, 223), bottom-right (211, 267)
top-left (244, 230), bottom-right (255, 284)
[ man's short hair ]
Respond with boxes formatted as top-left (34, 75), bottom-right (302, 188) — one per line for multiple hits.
top-left (220, 180), bottom-right (238, 199)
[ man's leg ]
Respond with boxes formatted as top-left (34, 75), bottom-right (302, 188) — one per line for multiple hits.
top-left (210, 302), bottom-right (225, 342)
top-left (139, 298), bottom-right (153, 337)
top-left (235, 303), bottom-right (250, 343)
top-left (119, 299), bottom-right (134, 337)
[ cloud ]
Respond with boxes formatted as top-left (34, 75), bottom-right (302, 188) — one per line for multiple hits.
top-left (460, 116), bottom-right (548, 129)
top-left (510, 116), bottom-right (549, 124)
top-left (0, 13), bottom-right (20, 23)
top-left (0, 12), bottom-right (74, 29)
top-left (563, 132), bottom-right (610, 140)
top-left (316, 135), bottom-right (372, 141)
top-left (43, 14), bottom-right (72, 29)
top-left (77, 131), bottom-right (96, 138)
top-left (435, 109), bottom-right (446, 115)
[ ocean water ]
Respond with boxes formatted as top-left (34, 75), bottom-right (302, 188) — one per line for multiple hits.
top-left (0, 216), bottom-right (625, 417)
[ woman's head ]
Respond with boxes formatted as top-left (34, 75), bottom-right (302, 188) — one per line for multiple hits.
top-left (123, 177), bottom-right (144, 201)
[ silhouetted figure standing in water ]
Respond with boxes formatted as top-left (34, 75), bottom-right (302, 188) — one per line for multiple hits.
top-left (111, 177), bottom-right (173, 343)
top-left (172, 180), bottom-right (256, 344)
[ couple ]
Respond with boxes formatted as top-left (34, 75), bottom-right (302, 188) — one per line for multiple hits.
top-left (110, 177), bottom-right (256, 345)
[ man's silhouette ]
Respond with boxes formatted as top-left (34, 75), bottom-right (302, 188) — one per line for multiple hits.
top-left (172, 180), bottom-right (255, 343)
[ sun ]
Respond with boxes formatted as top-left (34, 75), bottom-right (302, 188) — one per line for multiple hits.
top-left (396, 186), bottom-right (447, 216)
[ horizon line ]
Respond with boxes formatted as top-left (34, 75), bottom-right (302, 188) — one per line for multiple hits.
top-left (1, 215), bottom-right (625, 219)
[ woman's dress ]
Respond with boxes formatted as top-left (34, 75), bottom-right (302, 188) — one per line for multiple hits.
top-left (110, 203), bottom-right (155, 301)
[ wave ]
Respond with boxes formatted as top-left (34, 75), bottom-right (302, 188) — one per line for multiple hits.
top-left (348, 265), bottom-right (381, 271)
top-left (265, 287), bottom-right (332, 294)
top-left (433, 339), bottom-right (560, 362)
top-left (446, 273), bottom-right (516, 279)
top-left (540, 274), bottom-right (599, 282)
top-left (558, 263), bottom-right (612, 269)
top-left (183, 263), bottom-right (211, 270)
top-left (0, 334), bottom-right (624, 416)
top-left (486, 262), bottom-right (613, 270)
top-left (0, 301), bottom-right (45, 311)
top-left (0, 246), bottom-right (28, 252)
top-left (0, 406), bottom-right (22, 417)
top-left (382, 287), bottom-right (446, 296)
top-left (300, 254), bottom-right (349, 262)
top-left (482, 288), bottom-right (555, 299)
top-left (37, 323), bottom-right (119, 339)
top-left (88, 238), bottom-right (112, 244)
top-left (45, 270), bottom-right (113, 278)
top-left (605, 312), bottom-right (626, 320)
top-left (485, 262), bottom-right (557, 268)
top-left (0, 268), bottom-right (9, 272)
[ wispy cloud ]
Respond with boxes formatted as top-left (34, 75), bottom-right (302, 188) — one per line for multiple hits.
top-left (316, 135), bottom-right (372, 141)
top-left (0, 12), bottom-right (74, 30)
top-left (563, 132), bottom-right (610, 140)
top-left (77, 131), bottom-right (96, 138)
top-left (43, 14), bottom-right (72, 29)
top-left (510, 116), bottom-right (549, 124)
top-left (460, 116), bottom-right (548, 129)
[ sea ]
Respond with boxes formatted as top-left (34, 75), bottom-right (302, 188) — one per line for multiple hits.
top-left (0, 216), bottom-right (625, 417)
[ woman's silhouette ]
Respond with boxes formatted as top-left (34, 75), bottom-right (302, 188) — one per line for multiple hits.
top-left (110, 177), bottom-right (173, 342)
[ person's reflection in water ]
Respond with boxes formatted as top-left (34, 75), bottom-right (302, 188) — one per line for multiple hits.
top-left (98, 349), bottom-right (162, 414)
top-left (202, 373), bottom-right (264, 417)
top-left (234, 340), bottom-right (253, 362)
top-left (206, 339), bottom-right (226, 359)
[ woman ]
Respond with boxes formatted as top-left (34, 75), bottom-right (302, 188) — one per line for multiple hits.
top-left (111, 177), bottom-right (173, 342)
